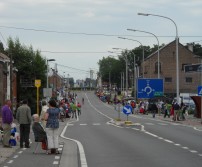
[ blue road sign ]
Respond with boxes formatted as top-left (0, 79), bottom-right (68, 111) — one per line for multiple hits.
top-left (198, 86), bottom-right (202, 96)
top-left (122, 105), bottom-right (132, 115)
top-left (137, 78), bottom-right (164, 99)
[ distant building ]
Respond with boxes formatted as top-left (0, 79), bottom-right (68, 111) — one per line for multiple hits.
top-left (142, 40), bottom-right (201, 96)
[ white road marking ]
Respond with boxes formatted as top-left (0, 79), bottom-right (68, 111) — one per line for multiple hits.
top-left (144, 131), bottom-right (158, 138)
top-left (158, 137), bottom-right (163, 140)
top-left (80, 124), bottom-right (87, 126)
top-left (164, 139), bottom-right (174, 143)
top-left (174, 144), bottom-right (181, 146)
top-left (55, 156), bottom-right (60, 159)
top-left (182, 147), bottom-right (189, 150)
top-left (194, 127), bottom-right (202, 131)
top-left (60, 123), bottom-right (88, 167)
top-left (58, 148), bottom-right (63, 151)
top-left (190, 150), bottom-right (198, 153)
top-left (158, 123), bottom-right (168, 126)
top-left (59, 145), bottom-right (64, 148)
top-left (18, 151), bottom-right (23, 154)
top-left (7, 160), bottom-right (13, 164)
top-left (13, 155), bottom-right (18, 158)
top-left (198, 154), bottom-right (202, 156)
top-left (53, 161), bottom-right (59, 165)
top-left (93, 123), bottom-right (101, 125)
top-left (145, 123), bottom-right (154, 125)
top-left (132, 128), bottom-right (140, 131)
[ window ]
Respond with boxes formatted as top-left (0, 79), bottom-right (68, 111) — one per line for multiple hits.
top-left (165, 77), bottom-right (172, 82)
top-left (186, 77), bottom-right (192, 83)
top-left (155, 62), bottom-right (161, 73)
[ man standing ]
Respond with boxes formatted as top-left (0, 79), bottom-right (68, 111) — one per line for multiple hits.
top-left (1, 100), bottom-right (13, 148)
top-left (16, 100), bottom-right (32, 148)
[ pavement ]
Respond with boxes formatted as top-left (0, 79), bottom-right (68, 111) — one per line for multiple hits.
top-left (0, 114), bottom-right (202, 165)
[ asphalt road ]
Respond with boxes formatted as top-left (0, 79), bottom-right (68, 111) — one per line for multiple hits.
top-left (65, 92), bottom-right (202, 167)
top-left (1, 91), bottom-right (202, 167)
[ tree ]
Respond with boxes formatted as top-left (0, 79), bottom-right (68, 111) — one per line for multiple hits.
top-left (6, 37), bottom-right (47, 114)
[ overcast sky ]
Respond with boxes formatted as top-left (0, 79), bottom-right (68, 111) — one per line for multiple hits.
top-left (0, 0), bottom-right (202, 80)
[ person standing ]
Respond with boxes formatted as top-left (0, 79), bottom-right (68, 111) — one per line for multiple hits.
top-left (40, 100), bottom-right (49, 127)
top-left (45, 99), bottom-right (60, 154)
top-left (16, 100), bottom-right (32, 148)
top-left (1, 100), bottom-right (13, 148)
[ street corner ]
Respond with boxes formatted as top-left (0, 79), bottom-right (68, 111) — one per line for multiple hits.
top-left (193, 126), bottom-right (202, 131)
top-left (108, 119), bottom-right (125, 126)
top-left (0, 145), bottom-right (19, 165)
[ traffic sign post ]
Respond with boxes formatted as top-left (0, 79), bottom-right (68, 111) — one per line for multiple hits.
top-left (35, 80), bottom-right (41, 115)
top-left (122, 105), bottom-right (132, 122)
top-left (137, 79), bottom-right (164, 99)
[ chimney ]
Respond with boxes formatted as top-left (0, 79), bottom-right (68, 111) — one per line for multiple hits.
top-left (187, 43), bottom-right (193, 52)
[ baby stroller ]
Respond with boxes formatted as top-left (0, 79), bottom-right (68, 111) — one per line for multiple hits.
top-left (32, 122), bottom-right (47, 154)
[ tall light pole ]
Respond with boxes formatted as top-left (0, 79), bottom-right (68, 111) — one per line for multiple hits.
top-left (113, 48), bottom-right (128, 96)
top-left (138, 12), bottom-right (179, 103)
top-left (127, 29), bottom-right (160, 79)
top-left (118, 37), bottom-right (145, 99)
top-left (46, 59), bottom-right (55, 88)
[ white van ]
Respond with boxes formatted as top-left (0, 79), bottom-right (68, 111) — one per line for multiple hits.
top-left (179, 93), bottom-right (196, 106)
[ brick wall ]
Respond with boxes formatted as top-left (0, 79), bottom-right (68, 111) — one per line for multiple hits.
top-left (143, 40), bottom-right (200, 95)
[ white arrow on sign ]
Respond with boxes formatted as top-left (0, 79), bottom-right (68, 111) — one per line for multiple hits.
top-left (123, 106), bottom-right (131, 114)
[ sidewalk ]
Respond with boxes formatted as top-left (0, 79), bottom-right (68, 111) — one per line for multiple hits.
top-left (149, 113), bottom-right (202, 129)
top-left (0, 119), bottom-right (75, 166)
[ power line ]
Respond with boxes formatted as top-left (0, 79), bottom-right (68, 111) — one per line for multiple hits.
top-left (1, 25), bottom-right (202, 38)
top-left (41, 50), bottom-right (107, 54)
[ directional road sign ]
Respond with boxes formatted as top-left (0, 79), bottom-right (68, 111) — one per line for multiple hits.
top-left (137, 78), bottom-right (164, 99)
top-left (184, 64), bottom-right (202, 73)
top-left (198, 86), bottom-right (202, 96)
top-left (122, 105), bottom-right (132, 116)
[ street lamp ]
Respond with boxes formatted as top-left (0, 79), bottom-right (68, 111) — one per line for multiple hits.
top-left (113, 48), bottom-right (129, 96)
top-left (127, 29), bottom-right (160, 79)
top-left (46, 59), bottom-right (55, 88)
top-left (138, 12), bottom-right (179, 103)
top-left (118, 37), bottom-right (145, 99)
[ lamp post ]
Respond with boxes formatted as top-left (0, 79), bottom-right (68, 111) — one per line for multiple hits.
top-left (113, 48), bottom-right (128, 96)
top-left (138, 12), bottom-right (179, 103)
top-left (118, 37), bottom-right (145, 99)
top-left (46, 59), bottom-right (55, 88)
top-left (127, 29), bottom-right (160, 79)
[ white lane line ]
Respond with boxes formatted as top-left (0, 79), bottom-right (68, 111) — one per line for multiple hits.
top-left (199, 154), bottom-right (202, 156)
top-left (53, 161), bottom-right (59, 165)
top-left (59, 145), bottom-right (64, 148)
top-left (194, 127), bottom-right (202, 131)
top-left (158, 123), bottom-right (168, 126)
top-left (60, 123), bottom-right (88, 167)
top-left (93, 123), bottom-right (101, 125)
top-left (132, 128), bottom-right (140, 131)
top-left (164, 139), bottom-right (174, 143)
top-left (58, 148), bottom-right (63, 151)
top-left (174, 144), bottom-right (181, 146)
top-left (158, 137), bottom-right (164, 140)
top-left (182, 147), bottom-right (189, 150)
top-left (55, 156), bottom-right (60, 160)
top-left (18, 151), bottom-right (23, 154)
top-left (7, 160), bottom-right (13, 164)
top-left (145, 123), bottom-right (154, 125)
top-left (13, 155), bottom-right (18, 158)
top-left (190, 150), bottom-right (198, 153)
top-left (144, 131), bottom-right (158, 138)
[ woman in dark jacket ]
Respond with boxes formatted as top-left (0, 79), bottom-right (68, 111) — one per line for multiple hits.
top-left (32, 114), bottom-right (47, 142)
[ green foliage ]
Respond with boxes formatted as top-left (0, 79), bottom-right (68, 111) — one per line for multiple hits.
top-left (5, 37), bottom-right (47, 113)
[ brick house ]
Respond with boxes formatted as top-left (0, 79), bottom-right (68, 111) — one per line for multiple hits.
top-left (142, 40), bottom-right (201, 96)
top-left (0, 53), bottom-right (17, 108)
